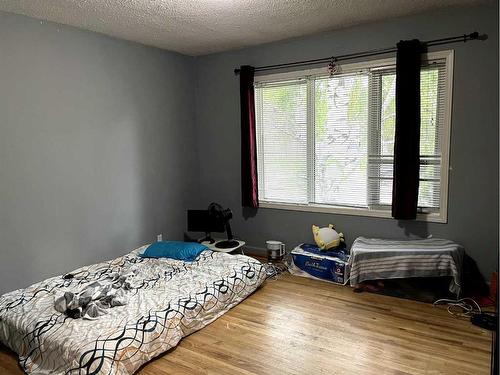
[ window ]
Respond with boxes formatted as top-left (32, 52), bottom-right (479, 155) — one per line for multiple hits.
top-left (255, 51), bottom-right (453, 222)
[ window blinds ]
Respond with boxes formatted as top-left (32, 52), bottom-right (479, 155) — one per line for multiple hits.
top-left (256, 80), bottom-right (308, 204)
top-left (314, 73), bottom-right (369, 207)
top-left (368, 62), bottom-right (446, 211)
top-left (255, 58), bottom-right (448, 212)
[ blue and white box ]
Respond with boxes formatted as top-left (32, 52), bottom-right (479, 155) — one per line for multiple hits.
top-left (289, 244), bottom-right (350, 285)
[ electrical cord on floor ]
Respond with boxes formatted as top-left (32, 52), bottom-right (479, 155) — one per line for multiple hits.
top-left (430, 298), bottom-right (497, 331)
top-left (263, 253), bottom-right (292, 281)
top-left (264, 262), bottom-right (288, 280)
top-left (432, 298), bottom-right (482, 318)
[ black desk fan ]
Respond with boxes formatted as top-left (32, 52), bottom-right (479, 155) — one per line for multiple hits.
top-left (208, 203), bottom-right (240, 249)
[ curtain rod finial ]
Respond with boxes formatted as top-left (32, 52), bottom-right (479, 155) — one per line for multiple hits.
top-left (470, 31), bottom-right (488, 41)
top-left (477, 33), bottom-right (488, 41)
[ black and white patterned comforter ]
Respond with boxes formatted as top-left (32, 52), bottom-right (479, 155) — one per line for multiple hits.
top-left (0, 246), bottom-right (266, 374)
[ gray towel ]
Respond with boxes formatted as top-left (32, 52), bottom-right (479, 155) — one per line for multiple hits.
top-left (349, 237), bottom-right (464, 296)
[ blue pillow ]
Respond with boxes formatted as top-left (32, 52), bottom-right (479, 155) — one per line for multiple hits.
top-left (139, 241), bottom-right (208, 261)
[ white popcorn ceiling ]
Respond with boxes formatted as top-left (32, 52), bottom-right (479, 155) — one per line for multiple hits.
top-left (0, 0), bottom-right (487, 56)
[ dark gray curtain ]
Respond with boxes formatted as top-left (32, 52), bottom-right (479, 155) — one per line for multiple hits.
top-left (392, 40), bottom-right (424, 220)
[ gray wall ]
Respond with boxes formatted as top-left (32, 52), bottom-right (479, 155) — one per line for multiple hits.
top-left (0, 12), bottom-right (200, 294)
top-left (0, 4), bottom-right (497, 294)
top-left (194, 4), bottom-right (499, 279)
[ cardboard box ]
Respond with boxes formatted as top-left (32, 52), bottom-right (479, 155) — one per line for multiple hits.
top-left (289, 244), bottom-right (350, 285)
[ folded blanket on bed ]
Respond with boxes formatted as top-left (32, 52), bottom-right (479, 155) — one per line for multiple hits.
top-left (54, 269), bottom-right (139, 319)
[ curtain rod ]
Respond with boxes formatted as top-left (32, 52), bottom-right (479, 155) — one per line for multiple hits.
top-left (233, 32), bottom-right (486, 75)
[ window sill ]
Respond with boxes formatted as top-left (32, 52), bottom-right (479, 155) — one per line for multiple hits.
top-left (258, 201), bottom-right (447, 223)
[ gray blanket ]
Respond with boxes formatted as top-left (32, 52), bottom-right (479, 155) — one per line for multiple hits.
top-left (54, 268), bottom-right (139, 319)
top-left (349, 237), bottom-right (463, 296)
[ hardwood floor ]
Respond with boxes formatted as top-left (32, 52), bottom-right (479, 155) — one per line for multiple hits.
top-left (0, 274), bottom-right (492, 374)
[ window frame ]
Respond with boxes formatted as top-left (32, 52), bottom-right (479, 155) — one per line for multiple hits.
top-left (254, 50), bottom-right (454, 223)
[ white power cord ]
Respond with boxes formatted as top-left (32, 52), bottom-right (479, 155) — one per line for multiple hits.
top-left (433, 298), bottom-right (482, 318)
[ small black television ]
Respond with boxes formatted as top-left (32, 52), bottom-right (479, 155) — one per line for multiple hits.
top-left (187, 210), bottom-right (225, 232)
top-left (187, 204), bottom-right (239, 249)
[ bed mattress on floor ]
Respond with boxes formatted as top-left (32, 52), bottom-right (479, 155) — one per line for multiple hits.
top-left (0, 246), bottom-right (266, 374)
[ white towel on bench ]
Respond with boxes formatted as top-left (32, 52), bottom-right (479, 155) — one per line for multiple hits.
top-left (349, 237), bottom-right (464, 296)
